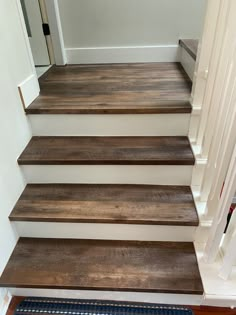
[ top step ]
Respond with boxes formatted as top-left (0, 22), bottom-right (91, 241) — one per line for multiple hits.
top-left (26, 63), bottom-right (192, 115)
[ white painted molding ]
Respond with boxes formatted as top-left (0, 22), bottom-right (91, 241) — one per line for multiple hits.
top-left (188, 0), bottom-right (221, 144)
top-left (29, 114), bottom-right (191, 136)
top-left (20, 165), bottom-right (193, 185)
top-left (219, 229), bottom-right (236, 280)
top-left (191, 157), bottom-right (207, 187)
top-left (13, 222), bottom-right (197, 242)
top-left (180, 48), bottom-right (195, 81)
top-left (0, 289), bottom-right (11, 315)
top-left (221, 211), bottom-right (236, 266)
top-left (9, 288), bottom-right (203, 306)
top-left (18, 74), bottom-right (39, 109)
top-left (204, 143), bottom-right (236, 263)
top-left (45, 0), bottom-right (66, 65)
top-left (191, 106), bottom-right (202, 116)
top-left (15, 0), bottom-right (38, 74)
top-left (195, 242), bottom-right (236, 308)
top-left (196, 0), bottom-right (231, 148)
top-left (66, 45), bottom-right (180, 64)
top-left (15, 0), bottom-right (40, 108)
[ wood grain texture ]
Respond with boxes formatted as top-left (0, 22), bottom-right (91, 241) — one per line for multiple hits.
top-left (9, 184), bottom-right (199, 226)
top-left (6, 297), bottom-right (236, 315)
top-left (190, 307), bottom-right (236, 315)
top-left (179, 40), bottom-right (199, 61)
top-left (18, 136), bottom-right (195, 165)
top-left (0, 238), bottom-right (203, 294)
top-left (26, 63), bottom-right (192, 114)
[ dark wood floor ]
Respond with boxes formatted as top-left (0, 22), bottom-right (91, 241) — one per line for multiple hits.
top-left (179, 39), bottom-right (199, 61)
top-left (26, 63), bottom-right (192, 114)
top-left (6, 297), bottom-right (236, 315)
top-left (9, 184), bottom-right (198, 225)
top-left (18, 136), bottom-right (195, 165)
top-left (0, 238), bottom-right (203, 294)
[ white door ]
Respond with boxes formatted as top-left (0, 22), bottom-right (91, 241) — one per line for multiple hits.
top-left (21, 0), bottom-right (50, 66)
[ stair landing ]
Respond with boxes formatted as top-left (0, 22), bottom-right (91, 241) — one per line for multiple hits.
top-left (0, 238), bottom-right (203, 295)
top-left (26, 63), bottom-right (192, 114)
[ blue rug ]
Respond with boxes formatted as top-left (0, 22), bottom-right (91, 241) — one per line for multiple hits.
top-left (14, 297), bottom-right (194, 315)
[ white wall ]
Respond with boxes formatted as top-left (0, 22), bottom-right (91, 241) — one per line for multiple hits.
top-left (58, 0), bottom-right (206, 63)
top-left (0, 1), bottom-right (33, 277)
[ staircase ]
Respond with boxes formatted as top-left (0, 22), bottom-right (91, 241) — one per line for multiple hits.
top-left (0, 61), bottom-right (203, 305)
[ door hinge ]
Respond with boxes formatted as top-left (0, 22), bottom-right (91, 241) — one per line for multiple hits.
top-left (42, 23), bottom-right (50, 36)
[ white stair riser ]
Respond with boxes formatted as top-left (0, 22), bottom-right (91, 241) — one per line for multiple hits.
top-left (20, 165), bottom-right (193, 185)
top-left (9, 288), bottom-right (203, 306)
top-left (28, 114), bottom-right (191, 136)
top-left (13, 222), bottom-right (197, 242)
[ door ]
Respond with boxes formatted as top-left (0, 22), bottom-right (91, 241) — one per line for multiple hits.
top-left (21, 0), bottom-right (50, 66)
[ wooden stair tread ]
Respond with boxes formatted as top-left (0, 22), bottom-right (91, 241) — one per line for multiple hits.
top-left (0, 238), bottom-right (203, 294)
top-left (9, 184), bottom-right (199, 226)
top-left (179, 39), bottom-right (199, 61)
top-left (18, 136), bottom-right (195, 165)
top-left (26, 63), bottom-right (192, 114)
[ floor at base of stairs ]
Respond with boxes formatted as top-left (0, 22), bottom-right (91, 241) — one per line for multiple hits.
top-left (6, 297), bottom-right (236, 315)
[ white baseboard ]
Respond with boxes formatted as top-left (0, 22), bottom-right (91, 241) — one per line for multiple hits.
top-left (66, 45), bottom-right (180, 64)
top-left (29, 114), bottom-right (191, 136)
top-left (20, 165), bottom-right (193, 185)
top-left (9, 288), bottom-right (203, 306)
top-left (13, 222), bottom-right (197, 242)
top-left (0, 289), bottom-right (11, 315)
top-left (18, 74), bottom-right (39, 109)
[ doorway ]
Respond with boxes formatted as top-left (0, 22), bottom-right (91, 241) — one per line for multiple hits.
top-left (20, 0), bottom-right (52, 78)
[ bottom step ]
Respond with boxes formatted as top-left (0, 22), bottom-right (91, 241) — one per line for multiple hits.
top-left (0, 238), bottom-right (203, 295)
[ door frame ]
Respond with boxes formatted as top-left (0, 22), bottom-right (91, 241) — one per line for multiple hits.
top-left (43, 0), bottom-right (66, 65)
top-left (16, 0), bottom-right (66, 66)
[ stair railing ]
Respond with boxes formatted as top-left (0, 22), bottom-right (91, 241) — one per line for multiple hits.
top-left (190, 0), bottom-right (236, 279)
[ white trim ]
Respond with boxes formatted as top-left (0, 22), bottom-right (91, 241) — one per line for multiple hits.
top-left (188, 0), bottom-right (221, 144)
top-left (0, 289), bottom-right (12, 315)
top-left (29, 114), bottom-right (191, 137)
top-left (195, 242), bottom-right (236, 307)
top-left (204, 143), bottom-right (236, 263)
top-left (15, 0), bottom-right (40, 105)
top-left (13, 222), bottom-right (197, 242)
top-left (221, 211), bottom-right (236, 266)
top-left (44, 0), bottom-right (66, 65)
top-left (196, 0), bottom-right (231, 148)
top-left (38, 0), bottom-right (55, 64)
top-left (20, 165), bottom-right (193, 185)
top-left (15, 0), bottom-right (38, 73)
top-left (8, 288), bottom-right (203, 306)
top-left (18, 74), bottom-right (39, 109)
top-left (191, 157), bottom-right (207, 187)
top-left (66, 46), bottom-right (180, 64)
